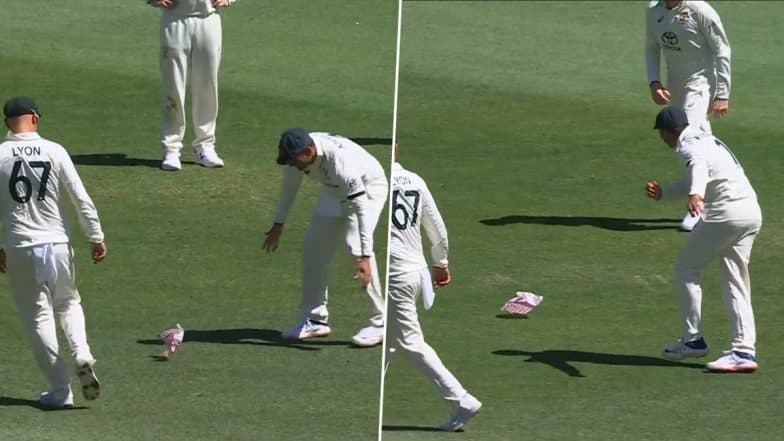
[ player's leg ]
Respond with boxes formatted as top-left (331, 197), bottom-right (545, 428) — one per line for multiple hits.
top-left (282, 189), bottom-right (342, 340)
top-left (388, 270), bottom-right (480, 430)
top-left (5, 248), bottom-right (71, 407)
top-left (707, 221), bottom-right (761, 372)
top-left (159, 15), bottom-right (191, 171)
top-left (49, 244), bottom-right (101, 399)
top-left (190, 13), bottom-right (223, 167)
top-left (346, 180), bottom-right (387, 346)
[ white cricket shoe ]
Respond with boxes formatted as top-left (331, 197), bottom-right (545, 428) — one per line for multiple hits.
top-left (161, 152), bottom-right (182, 171)
top-left (39, 388), bottom-right (73, 409)
top-left (679, 213), bottom-right (701, 232)
top-left (282, 319), bottom-right (332, 340)
top-left (76, 358), bottom-right (101, 400)
top-left (441, 393), bottom-right (482, 432)
top-left (194, 148), bottom-right (224, 168)
top-left (351, 324), bottom-right (384, 347)
top-left (706, 351), bottom-right (758, 373)
top-left (662, 337), bottom-right (709, 360)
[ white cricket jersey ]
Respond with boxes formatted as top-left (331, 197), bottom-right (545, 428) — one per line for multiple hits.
top-left (645, 1), bottom-right (731, 98)
top-left (272, 132), bottom-right (387, 256)
top-left (153, 0), bottom-right (237, 17)
top-left (388, 163), bottom-right (448, 277)
top-left (661, 126), bottom-right (760, 222)
top-left (0, 132), bottom-right (104, 248)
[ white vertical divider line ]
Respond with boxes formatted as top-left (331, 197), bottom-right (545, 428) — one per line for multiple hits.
top-left (377, 0), bottom-right (403, 440)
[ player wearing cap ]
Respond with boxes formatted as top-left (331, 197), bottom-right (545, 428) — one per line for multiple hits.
top-left (646, 106), bottom-right (761, 373)
top-left (645, 0), bottom-right (731, 231)
top-left (148, 0), bottom-right (237, 171)
top-left (263, 129), bottom-right (387, 347)
top-left (386, 151), bottom-right (481, 431)
top-left (0, 97), bottom-right (106, 408)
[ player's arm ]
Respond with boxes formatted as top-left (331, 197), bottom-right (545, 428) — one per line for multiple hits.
top-left (700, 4), bottom-right (731, 116)
top-left (59, 150), bottom-right (106, 262)
top-left (263, 167), bottom-right (303, 252)
top-left (420, 181), bottom-right (450, 288)
top-left (147, 0), bottom-right (176, 8)
top-left (645, 6), bottom-right (670, 105)
top-left (684, 148), bottom-right (709, 216)
top-left (337, 164), bottom-right (374, 288)
top-left (212, 0), bottom-right (238, 7)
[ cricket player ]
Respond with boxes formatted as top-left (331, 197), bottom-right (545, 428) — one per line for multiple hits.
top-left (646, 107), bottom-right (761, 373)
top-left (263, 129), bottom-right (387, 347)
top-left (148, 0), bottom-right (237, 171)
top-left (645, 0), bottom-right (731, 231)
top-left (0, 97), bottom-right (106, 408)
top-left (387, 155), bottom-right (481, 431)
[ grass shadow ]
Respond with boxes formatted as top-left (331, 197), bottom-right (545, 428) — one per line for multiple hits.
top-left (382, 425), bottom-right (443, 432)
top-left (492, 349), bottom-right (704, 377)
top-left (71, 153), bottom-right (195, 168)
top-left (137, 328), bottom-right (355, 353)
top-left (348, 137), bottom-right (392, 146)
top-left (0, 396), bottom-right (88, 411)
top-left (479, 215), bottom-right (682, 232)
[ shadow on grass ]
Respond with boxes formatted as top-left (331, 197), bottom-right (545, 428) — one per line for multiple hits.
top-left (71, 153), bottom-right (195, 168)
top-left (492, 349), bottom-right (704, 377)
top-left (348, 137), bottom-right (392, 146)
top-left (137, 328), bottom-right (354, 353)
top-left (0, 396), bottom-right (88, 411)
top-left (382, 425), bottom-right (443, 432)
top-left (479, 215), bottom-right (682, 232)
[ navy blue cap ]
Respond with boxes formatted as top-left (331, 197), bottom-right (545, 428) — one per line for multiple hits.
top-left (277, 128), bottom-right (313, 165)
top-left (653, 106), bottom-right (689, 130)
top-left (3, 96), bottom-right (40, 118)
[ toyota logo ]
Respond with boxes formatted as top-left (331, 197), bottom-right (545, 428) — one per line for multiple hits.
top-left (662, 32), bottom-right (678, 45)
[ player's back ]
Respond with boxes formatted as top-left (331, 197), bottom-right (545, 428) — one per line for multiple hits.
top-left (389, 163), bottom-right (441, 277)
top-left (0, 133), bottom-right (72, 248)
top-left (311, 132), bottom-right (386, 182)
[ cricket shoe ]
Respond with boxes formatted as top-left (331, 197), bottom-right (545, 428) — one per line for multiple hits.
top-left (706, 351), bottom-right (758, 373)
top-left (662, 337), bottom-right (709, 361)
top-left (679, 213), bottom-right (701, 232)
top-left (39, 388), bottom-right (74, 410)
top-left (194, 148), bottom-right (224, 168)
top-left (76, 357), bottom-right (101, 400)
top-left (282, 319), bottom-right (331, 340)
top-left (441, 393), bottom-right (482, 432)
top-left (161, 152), bottom-right (182, 171)
top-left (351, 324), bottom-right (384, 347)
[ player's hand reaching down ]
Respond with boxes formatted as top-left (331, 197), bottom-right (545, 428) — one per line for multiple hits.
top-left (687, 194), bottom-right (704, 217)
top-left (354, 257), bottom-right (372, 289)
top-left (263, 224), bottom-right (284, 252)
top-left (212, 0), bottom-right (231, 7)
top-left (432, 267), bottom-right (451, 289)
top-left (710, 99), bottom-right (729, 118)
top-left (91, 242), bottom-right (107, 263)
top-left (649, 82), bottom-right (671, 105)
top-left (646, 180), bottom-right (662, 200)
top-left (150, 0), bottom-right (176, 9)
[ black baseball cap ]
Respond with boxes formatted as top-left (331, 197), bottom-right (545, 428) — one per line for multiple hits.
top-left (3, 96), bottom-right (41, 118)
top-left (277, 128), bottom-right (313, 165)
top-left (653, 106), bottom-right (689, 130)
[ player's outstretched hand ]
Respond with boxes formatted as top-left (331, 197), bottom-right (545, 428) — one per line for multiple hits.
top-left (650, 84), bottom-right (671, 105)
top-left (263, 224), bottom-right (284, 252)
top-left (687, 194), bottom-right (704, 217)
top-left (432, 266), bottom-right (451, 289)
top-left (91, 242), bottom-right (107, 263)
top-left (646, 180), bottom-right (662, 200)
top-left (354, 257), bottom-right (372, 289)
top-left (212, 0), bottom-right (231, 7)
top-left (710, 99), bottom-right (729, 118)
top-left (151, 0), bottom-right (176, 9)
top-left (0, 249), bottom-right (6, 273)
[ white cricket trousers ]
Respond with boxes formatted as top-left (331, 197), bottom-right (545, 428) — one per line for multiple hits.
top-left (6, 243), bottom-right (93, 393)
top-left (301, 180), bottom-right (388, 327)
top-left (159, 12), bottom-right (222, 154)
top-left (388, 268), bottom-right (467, 407)
top-left (675, 217), bottom-right (761, 355)
top-left (669, 81), bottom-right (712, 134)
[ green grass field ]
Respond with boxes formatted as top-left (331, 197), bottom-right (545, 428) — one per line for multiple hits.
top-left (0, 1), bottom-right (395, 440)
top-left (382, 2), bottom-right (784, 440)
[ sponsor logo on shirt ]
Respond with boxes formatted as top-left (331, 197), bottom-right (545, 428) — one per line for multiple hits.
top-left (661, 31), bottom-right (681, 51)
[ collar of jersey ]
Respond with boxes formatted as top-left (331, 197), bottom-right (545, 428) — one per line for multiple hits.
top-left (305, 138), bottom-right (325, 174)
top-left (5, 131), bottom-right (41, 141)
top-left (676, 125), bottom-right (702, 151)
